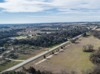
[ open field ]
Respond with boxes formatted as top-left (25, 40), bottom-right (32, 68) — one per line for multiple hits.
top-left (0, 61), bottom-right (21, 72)
top-left (35, 36), bottom-right (100, 73)
top-left (16, 36), bottom-right (100, 74)
top-left (96, 28), bottom-right (100, 31)
top-left (0, 48), bottom-right (50, 72)
top-left (17, 48), bottom-right (49, 60)
top-left (12, 36), bottom-right (27, 39)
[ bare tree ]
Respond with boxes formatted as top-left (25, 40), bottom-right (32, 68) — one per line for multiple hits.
top-left (83, 44), bottom-right (94, 52)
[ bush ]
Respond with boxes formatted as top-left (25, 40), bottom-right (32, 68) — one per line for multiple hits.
top-left (82, 33), bottom-right (87, 37)
top-left (89, 47), bottom-right (100, 74)
top-left (2, 71), bottom-right (25, 74)
top-left (70, 39), bottom-right (76, 43)
top-left (7, 53), bottom-right (18, 59)
top-left (83, 44), bottom-right (94, 52)
top-left (88, 66), bottom-right (100, 74)
top-left (90, 48), bottom-right (100, 65)
top-left (24, 66), bottom-right (52, 74)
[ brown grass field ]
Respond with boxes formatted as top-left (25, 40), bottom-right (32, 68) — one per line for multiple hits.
top-left (96, 28), bottom-right (100, 31)
top-left (17, 36), bottom-right (100, 74)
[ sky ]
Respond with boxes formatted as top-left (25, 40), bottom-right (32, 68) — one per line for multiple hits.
top-left (0, 0), bottom-right (100, 24)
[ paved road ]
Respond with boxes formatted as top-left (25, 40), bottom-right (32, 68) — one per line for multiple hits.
top-left (1, 26), bottom-right (97, 73)
top-left (34, 26), bottom-right (98, 65)
top-left (35, 45), bottom-right (70, 65)
top-left (2, 34), bottom-right (82, 73)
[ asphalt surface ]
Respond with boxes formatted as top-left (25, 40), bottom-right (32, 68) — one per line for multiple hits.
top-left (2, 34), bottom-right (82, 72)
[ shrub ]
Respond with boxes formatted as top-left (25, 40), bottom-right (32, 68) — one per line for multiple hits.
top-left (90, 48), bottom-right (100, 65)
top-left (83, 44), bottom-right (94, 52)
top-left (2, 71), bottom-right (25, 74)
top-left (89, 47), bottom-right (100, 74)
top-left (7, 53), bottom-right (18, 59)
top-left (82, 33), bottom-right (87, 37)
top-left (88, 66), bottom-right (100, 74)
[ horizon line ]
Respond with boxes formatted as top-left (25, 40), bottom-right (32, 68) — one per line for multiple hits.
top-left (0, 21), bottom-right (100, 25)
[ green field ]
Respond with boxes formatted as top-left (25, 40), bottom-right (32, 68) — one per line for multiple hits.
top-left (14, 36), bottom-right (27, 39)
top-left (48, 43), bottom-right (62, 48)
top-left (0, 61), bottom-right (21, 72)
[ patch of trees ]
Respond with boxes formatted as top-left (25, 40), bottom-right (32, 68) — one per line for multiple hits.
top-left (0, 26), bottom-right (10, 29)
top-left (83, 44), bottom-right (94, 52)
top-left (90, 47), bottom-right (100, 65)
top-left (0, 39), bottom-right (9, 46)
top-left (12, 27), bottom-right (88, 47)
top-left (0, 29), bottom-right (23, 46)
top-left (7, 53), bottom-right (18, 59)
top-left (69, 38), bottom-right (78, 43)
top-left (3, 66), bottom-right (78, 74)
top-left (2, 71), bottom-right (25, 74)
top-left (0, 29), bottom-right (23, 40)
top-left (3, 67), bottom-right (52, 74)
top-left (82, 32), bottom-right (87, 37)
top-left (89, 47), bottom-right (100, 74)
top-left (92, 30), bottom-right (100, 39)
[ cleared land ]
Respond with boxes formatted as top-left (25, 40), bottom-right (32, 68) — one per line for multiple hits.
top-left (96, 28), bottom-right (100, 31)
top-left (16, 48), bottom-right (49, 60)
top-left (17, 36), bottom-right (100, 74)
top-left (11, 36), bottom-right (27, 40)
top-left (0, 61), bottom-right (21, 72)
top-left (0, 46), bottom-right (49, 71)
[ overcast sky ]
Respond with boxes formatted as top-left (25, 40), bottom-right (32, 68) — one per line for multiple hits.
top-left (0, 0), bottom-right (100, 24)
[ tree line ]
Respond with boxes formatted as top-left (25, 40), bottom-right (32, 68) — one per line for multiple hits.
top-left (0, 29), bottom-right (23, 46)
top-left (92, 30), bottom-right (100, 39)
top-left (12, 27), bottom-right (88, 47)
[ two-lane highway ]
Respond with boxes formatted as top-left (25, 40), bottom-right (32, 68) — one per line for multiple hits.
top-left (2, 34), bottom-right (82, 73)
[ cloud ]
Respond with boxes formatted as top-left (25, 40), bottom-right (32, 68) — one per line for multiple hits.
top-left (0, 0), bottom-right (100, 14)
top-left (0, 0), bottom-right (51, 12)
